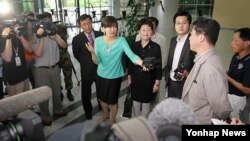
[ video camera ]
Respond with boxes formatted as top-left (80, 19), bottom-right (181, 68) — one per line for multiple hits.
top-left (0, 110), bottom-right (44, 141)
top-left (174, 63), bottom-right (186, 81)
top-left (0, 18), bottom-right (26, 38)
top-left (142, 57), bottom-right (161, 70)
top-left (34, 13), bottom-right (57, 38)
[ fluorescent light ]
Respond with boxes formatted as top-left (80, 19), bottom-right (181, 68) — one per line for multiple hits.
top-left (0, 0), bottom-right (12, 16)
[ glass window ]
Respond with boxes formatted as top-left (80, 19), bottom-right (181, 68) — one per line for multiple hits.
top-left (179, 0), bottom-right (214, 20)
top-left (22, 0), bottom-right (34, 11)
top-left (43, 0), bottom-right (110, 30)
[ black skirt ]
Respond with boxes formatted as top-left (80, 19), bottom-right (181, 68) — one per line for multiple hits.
top-left (96, 75), bottom-right (122, 104)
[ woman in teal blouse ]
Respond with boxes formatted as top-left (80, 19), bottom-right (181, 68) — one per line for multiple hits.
top-left (86, 16), bottom-right (145, 124)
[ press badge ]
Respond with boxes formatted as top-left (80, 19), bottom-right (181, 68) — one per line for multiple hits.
top-left (238, 63), bottom-right (243, 69)
top-left (15, 57), bottom-right (21, 66)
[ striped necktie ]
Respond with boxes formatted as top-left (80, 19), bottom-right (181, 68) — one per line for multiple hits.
top-left (88, 34), bottom-right (94, 47)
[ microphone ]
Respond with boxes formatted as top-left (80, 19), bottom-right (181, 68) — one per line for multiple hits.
top-left (148, 98), bottom-right (199, 141)
top-left (0, 86), bottom-right (52, 122)
top-left (148, 98), bottom-right (199, 131)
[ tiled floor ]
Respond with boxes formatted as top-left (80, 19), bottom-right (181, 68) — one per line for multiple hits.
top-left (42, 27), bottom-right (167, 139)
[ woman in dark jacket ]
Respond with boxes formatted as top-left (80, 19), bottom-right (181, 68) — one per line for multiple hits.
top-left (128, 18), bottom-right (162, 117)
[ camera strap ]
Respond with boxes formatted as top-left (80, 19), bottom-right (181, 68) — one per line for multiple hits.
top-left (12, 38), bottom-right (19, 57)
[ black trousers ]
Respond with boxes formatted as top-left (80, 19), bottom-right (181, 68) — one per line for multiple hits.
top-left (0, 77), bottom-right (3, 99)
top-left (81, 77), bottom-right (96, 119)
top-left (167, 79), bottom-right (184, 99)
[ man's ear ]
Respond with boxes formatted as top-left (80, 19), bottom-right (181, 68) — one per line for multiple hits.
top-left (244, 40), bottom-right (250, 48)
top-left (199, 33), bottom-right (206, 42)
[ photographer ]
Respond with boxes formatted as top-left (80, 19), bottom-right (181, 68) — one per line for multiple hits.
top-left (32, 12), bottom-right (67, 126)
top-left (0, 23), bottom-right (32, 96)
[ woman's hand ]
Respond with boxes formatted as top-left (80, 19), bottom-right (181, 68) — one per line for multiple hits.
top-left (142, 65), bottom-right (149, 71)
top-left (85, 42), bottom-right (94, 53)
top-left (127, 75), bottom-right (132, 86)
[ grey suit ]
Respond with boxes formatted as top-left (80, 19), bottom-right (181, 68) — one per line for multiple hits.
top-left (165, 34), bottom-right (195, 98)
top-left (182, 49), bottom-right (232, 124)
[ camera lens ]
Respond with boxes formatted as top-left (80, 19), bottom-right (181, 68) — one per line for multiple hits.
top-left (0, 120), bottom-right (25, 141)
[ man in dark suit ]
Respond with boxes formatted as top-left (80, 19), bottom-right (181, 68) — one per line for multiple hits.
top-left (165, 11), bottom-right (195, 99)
top-left (72, 14), bottom-right (103, 119)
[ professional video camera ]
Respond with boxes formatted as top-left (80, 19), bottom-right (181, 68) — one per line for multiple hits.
top-left (0, 18), bottom-right (26, 38)
top-left (34, 13), bottom-right (57, 38)
top-left (174, 63), bottom-right (186, 81)
top-left (0, 86), bottom-right (52, 141)
top-left (0, 110), bottom-right (44, 141)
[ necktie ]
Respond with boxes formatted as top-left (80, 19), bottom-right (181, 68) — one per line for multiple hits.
top-left (88, 34), bottom-right (94, 47)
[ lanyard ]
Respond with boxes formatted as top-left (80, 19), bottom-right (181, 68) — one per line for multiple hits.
top-left (12, 38), bottom-right (19, 57)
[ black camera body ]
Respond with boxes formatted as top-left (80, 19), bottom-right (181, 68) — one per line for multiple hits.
top-left (174, 63), bottom-right (186, 81)
top-left (0, 19), bottom-right (26, 38)
top-left (34, 14), bottom-right (57, 38)
top-left (142, 57), bottom-right (161, 70)
top-left (0, 110), bottom-right (44, 141)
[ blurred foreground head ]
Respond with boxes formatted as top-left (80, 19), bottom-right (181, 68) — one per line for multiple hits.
top-left (148, 98), bottom-right (199, 131)
top-left (48, 98), bottom-right (198, 141)
top-left (111, 98), bottom-right (198, 141)
top-left (112, 116), bottom-right (157, 141)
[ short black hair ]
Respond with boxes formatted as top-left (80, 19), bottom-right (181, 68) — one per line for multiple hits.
top-left (173, 10), bottom-right (192, 25)
top-left (77, 14), bottom-right (92, 25)
top-left (234, 28), bottom-right (250, 41)
top-left (193, 18), bottom-right (220, 46)
top-left (101, 16), bottom-right (118, 28)
top-left (148, 17), bottom-right (159, 27)
top-left (137, 18), bottom-right (154, 31)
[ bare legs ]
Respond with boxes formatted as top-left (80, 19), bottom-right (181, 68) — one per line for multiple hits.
top-left (100, 101), bottom-right (109, 121)
top-left (110, 103), bottom-right (118, 124)
top-left (99, 100), bottom-right (118, 124)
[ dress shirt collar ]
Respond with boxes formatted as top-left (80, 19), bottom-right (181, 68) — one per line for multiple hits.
top-left (194, 48), bottom-right (214, 63)
top-left (176, 33), bottom-right (189, 42)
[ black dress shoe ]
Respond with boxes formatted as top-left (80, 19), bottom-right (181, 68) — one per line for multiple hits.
top-left (42, 120), bottom-right (52, 126)
top-left (67, 90), bottom-right (74, 101)
top-left (54, 111), bottom-right (67, 118)
top-left (85, 111), bottom-right (92, 120)
top-left (42, 117), bottom-right (53, 126)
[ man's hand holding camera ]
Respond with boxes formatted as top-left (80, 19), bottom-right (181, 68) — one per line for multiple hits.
top-left (36, 27), bottom-right (56, 40)
top-left (174, 69), bottom-right (188, 81)
top-left (174, 63), bottom-right (189, 81)
top-left (48, 34), bottom-right (58, 41)
top-left (36, 27), bottom-right (45, 38)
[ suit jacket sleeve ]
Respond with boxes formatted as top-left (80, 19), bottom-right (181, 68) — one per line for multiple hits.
top-left (165, 37), bottom-right (176, 82)
top-left (72, 35), bottom-right (81, 63)
top-left (203, 65), bottom-right (232, 119)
